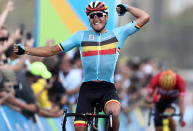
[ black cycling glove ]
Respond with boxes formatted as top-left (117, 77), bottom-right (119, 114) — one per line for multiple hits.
top-left (16, 43), bottom-right (25, 55)
top-left (117, 4), bottom-right (128, 16)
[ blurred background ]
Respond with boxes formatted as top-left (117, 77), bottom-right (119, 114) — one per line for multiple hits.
top-left (0, 0), bottom-right (193, 131)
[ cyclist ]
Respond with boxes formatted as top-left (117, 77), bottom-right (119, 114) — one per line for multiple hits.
top-left (145, 69), bottom-right (186, 131)
top-left (14, 1), bottom-right (150, 131)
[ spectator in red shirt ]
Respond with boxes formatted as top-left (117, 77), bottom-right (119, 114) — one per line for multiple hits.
top-left (145, 69), bottom-right (185, 131)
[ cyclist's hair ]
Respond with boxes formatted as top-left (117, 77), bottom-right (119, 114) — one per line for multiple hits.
top-left (86, 1), bottom-right (108, 16)
top-left (159, 69), bottom-right (176, 90)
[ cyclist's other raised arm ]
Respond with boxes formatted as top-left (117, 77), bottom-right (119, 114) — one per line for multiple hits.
top-left (113, 4), bottom-right (150, 48)
top-left (116, 4), bottom-right (150, 25)
top-left (14, 43), bottom-right (61, 57)
top-left (14, 31), bottom-right (83, 57)
top-left (27, 45), bottom-right (60, 57)
top-left (116, 4), bottom-right (150, 27)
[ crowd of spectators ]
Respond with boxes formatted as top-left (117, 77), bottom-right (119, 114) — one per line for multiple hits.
top-left (0, 0), bottom-right (180, 128)
top-left (0, 1), bottom-right (67, 121)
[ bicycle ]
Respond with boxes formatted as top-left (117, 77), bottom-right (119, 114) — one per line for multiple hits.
top-left (148, 109), bottom-right (185, 131)
top-left (62, 103), bottom-right (113, 131)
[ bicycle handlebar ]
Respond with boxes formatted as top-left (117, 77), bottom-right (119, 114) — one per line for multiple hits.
top-left (62, 109), bottom-right (113, 131)
top-left (64, 112), bottom-right (109, 118)
top-left (148, 109), bottom-right (182, 126)
top-left (150, 113), bottom-right (181, 117)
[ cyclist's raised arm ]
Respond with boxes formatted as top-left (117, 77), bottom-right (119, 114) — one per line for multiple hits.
top-left (14, 31), bottom-right (83, 57)
top-left (14, 43), bottom-right (60, 57)
top-left (116, 4), bottom-right (150, 27)
top-left (113, 4), bottom-right (150, 48)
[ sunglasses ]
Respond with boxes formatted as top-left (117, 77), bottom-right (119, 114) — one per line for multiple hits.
top-left (0, 37), bottom-right (8, 42)
top-left (89, 12), bottom-right (106, 19)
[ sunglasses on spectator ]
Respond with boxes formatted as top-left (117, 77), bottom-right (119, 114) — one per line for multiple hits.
top-left (89, 12), bottom-right (106, 19)
top-left (0, 37), bottom-right (8, 42)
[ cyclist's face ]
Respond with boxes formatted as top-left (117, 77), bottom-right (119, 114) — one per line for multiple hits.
top-left (88, 11), bottom-right (108, 33)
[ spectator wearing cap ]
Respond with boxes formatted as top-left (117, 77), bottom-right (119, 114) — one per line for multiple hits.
top-left (30, 61), bottom-right (53, 109)
top-left (15, 61), bottom-right (63, 117)
top-left (0, 69), bottom-right (16, 105)
top-left (0, 69), bottom-right (37, 112)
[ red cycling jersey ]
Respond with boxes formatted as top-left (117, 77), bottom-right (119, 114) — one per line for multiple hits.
top-left (148, 72), bottom-right (186, 99)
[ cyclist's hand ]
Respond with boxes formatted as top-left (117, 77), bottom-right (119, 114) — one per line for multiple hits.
top-left (116, 4), bottom-right (128, 16)
top-left (14, 43), bottom-right (25, 55)
top-left (179, 113), bottom-right (186, 127)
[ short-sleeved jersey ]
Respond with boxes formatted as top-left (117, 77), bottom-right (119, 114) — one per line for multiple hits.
top-left (148, 72), bottom-right (186, 99)
top-left (58, 21), bottom-right (140, 83)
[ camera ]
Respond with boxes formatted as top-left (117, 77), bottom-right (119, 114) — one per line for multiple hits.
top-left (1, 58), bottom-right (10, 64)
top-left (2, 59), bottom-right (8, 64)
top-left (11, 83), bottom-right (23, 90)
top-left (19, 24), bottom-right (25, 36)
top-left (26, 32), bottom-right (32, 40)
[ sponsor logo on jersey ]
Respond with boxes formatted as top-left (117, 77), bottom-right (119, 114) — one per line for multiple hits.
top-left (89, 35), bottom-right (94, 40)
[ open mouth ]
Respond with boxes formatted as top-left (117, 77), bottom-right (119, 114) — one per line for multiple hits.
top-left (94, 22), bottom-right (101, 25)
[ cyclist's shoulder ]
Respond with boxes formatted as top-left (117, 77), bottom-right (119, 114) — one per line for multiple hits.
top-left (175, 73), bottom-right (183, 78)
top-left (175, 73), bottom-right (185, 83)
top-left (112, 21), bottom-right (140, 39)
